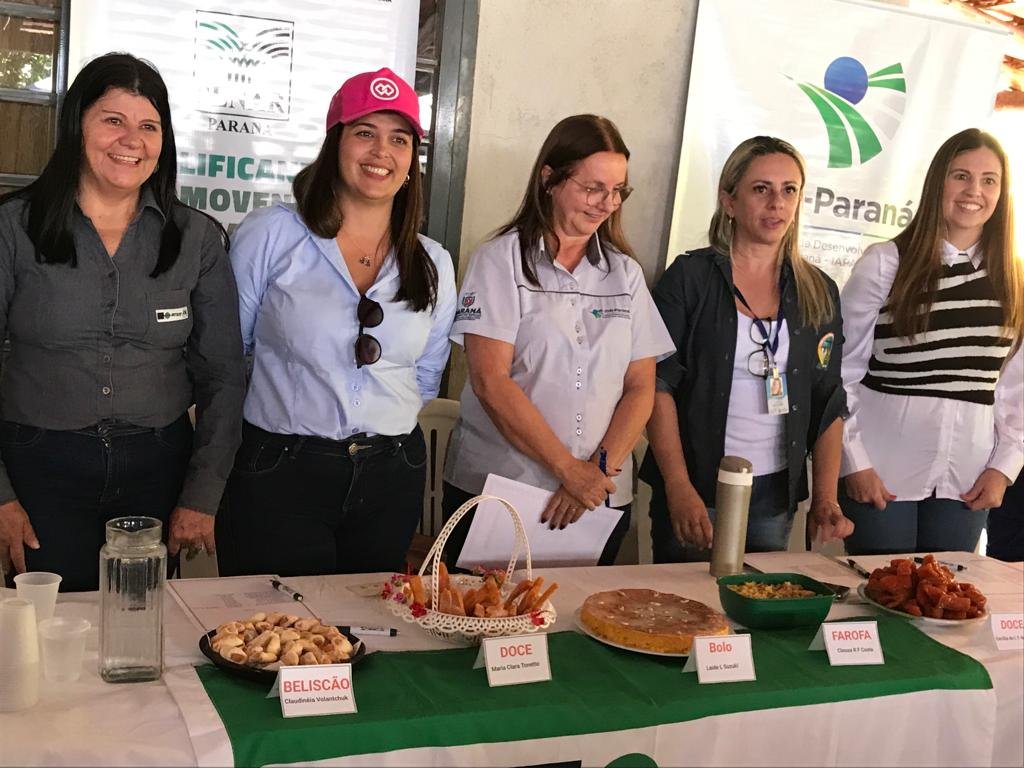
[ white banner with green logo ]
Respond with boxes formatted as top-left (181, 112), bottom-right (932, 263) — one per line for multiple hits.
top-left (667, 0), bottom-right (1006, 285)
top-left (69, 0), bottom-right (419, 232)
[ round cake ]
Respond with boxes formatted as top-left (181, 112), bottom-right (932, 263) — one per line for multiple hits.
top-left (580, 588), bottom-right (729, 654)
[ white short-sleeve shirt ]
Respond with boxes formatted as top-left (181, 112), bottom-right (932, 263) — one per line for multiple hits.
top-left (444, 230), bottom-right (675, 506)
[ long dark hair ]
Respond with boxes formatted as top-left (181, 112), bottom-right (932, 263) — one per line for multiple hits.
top-left (292, 118), bottom-right (438, 311)
top-left (498, 114), bottom-right (635, 286)
top-left (890, 129), bottom-right (1020, 346)
top-left (0, 52), bottom-right (188, 277)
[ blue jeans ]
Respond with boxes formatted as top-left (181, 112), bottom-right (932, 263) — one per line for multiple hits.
top-left (0, 415), bottom-right (192, 592)
top-left (840, 490), bottom-right (987, 555)
top-left (217, 422), bottom-right (427, 576)
top-left (650, 470), bottom-right (794, 563)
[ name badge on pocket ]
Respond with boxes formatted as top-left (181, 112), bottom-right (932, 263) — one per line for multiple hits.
top-left (155, 307), bottom-right (189, 323)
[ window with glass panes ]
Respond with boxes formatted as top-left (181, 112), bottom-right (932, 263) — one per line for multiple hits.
top-left (0, 1), bottom-right (68, 196)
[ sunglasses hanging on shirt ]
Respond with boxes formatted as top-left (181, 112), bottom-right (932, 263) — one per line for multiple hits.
top-left (355, 295), bottom-right (383, 367)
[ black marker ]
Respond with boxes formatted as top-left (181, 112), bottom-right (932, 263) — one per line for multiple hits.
top-left (914, 556), bottom-right (967, 572)
top-left (270, 579), bottom-right (305, 604)
top-left (341, 625), bottom-right (399, 637)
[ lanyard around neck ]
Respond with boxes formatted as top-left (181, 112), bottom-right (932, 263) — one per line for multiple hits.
top-left (732, 279), bottom-right (785, 358)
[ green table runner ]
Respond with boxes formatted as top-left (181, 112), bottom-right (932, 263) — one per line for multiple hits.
top-left (196, 616), bottom-right (991, 767)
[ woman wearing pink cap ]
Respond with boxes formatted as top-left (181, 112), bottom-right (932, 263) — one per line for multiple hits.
top-left (217, 68), bottom-right (457, 577)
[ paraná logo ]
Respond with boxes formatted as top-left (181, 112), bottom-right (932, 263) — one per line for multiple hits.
top-left (794, 57), bottom-right (907, 168)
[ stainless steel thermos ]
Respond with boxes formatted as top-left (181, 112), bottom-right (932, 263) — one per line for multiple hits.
top-left (709, 456), bottom-right (753, 576)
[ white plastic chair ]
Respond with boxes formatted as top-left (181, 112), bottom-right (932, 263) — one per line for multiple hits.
top-left (416, 397), bottom-right (460, 538)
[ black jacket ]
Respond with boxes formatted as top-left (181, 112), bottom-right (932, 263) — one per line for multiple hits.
top-left (639, 247), bottom-right (847, 512)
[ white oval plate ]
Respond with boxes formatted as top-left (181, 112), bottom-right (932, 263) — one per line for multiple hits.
top-left (857, 583), bottom-right (989, 628)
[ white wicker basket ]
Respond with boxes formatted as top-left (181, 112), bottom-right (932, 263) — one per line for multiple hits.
top-left (381, 495), bottom-right (557, 644)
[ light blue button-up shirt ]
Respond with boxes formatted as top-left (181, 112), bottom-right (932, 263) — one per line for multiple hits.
top-left (230, 203), bottom-right (457, 439)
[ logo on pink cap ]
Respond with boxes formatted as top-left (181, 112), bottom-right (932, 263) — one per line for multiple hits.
top-left (369, 77), bottom-right (400, 101)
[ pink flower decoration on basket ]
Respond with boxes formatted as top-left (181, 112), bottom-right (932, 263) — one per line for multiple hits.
top-left (530, 611), bottom-right (545, 626)
top-left (410, 603), bottom-right (427, 618)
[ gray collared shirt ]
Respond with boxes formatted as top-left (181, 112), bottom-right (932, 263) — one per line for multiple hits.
top-left (0, 189), bottom-right (245, 513)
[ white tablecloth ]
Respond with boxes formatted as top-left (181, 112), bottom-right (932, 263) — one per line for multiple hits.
top-left (1, 556), bottom-right (1021, 767)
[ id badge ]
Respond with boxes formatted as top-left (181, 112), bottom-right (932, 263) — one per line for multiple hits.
top-left (765, 369), bottom-right (789, 416)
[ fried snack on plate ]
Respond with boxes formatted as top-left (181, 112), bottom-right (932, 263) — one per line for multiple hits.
top-left (209, 614), bottom-right (356, 669)
top-left (865, 554), bottom-right (986, 620)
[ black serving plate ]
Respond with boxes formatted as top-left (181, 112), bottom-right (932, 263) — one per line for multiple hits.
top-left (199, 627), bottom-right (365, 684)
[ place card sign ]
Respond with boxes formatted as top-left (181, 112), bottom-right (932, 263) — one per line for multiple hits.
top-left (277, 663), bottom-right (356, 718)
top-left (682, 634), bottom-right (756, 683)
top-left (474, 633), bottom-right (551, 687)
top-left (991, 613), bottom-right (1024, 651)
top-left (809, 621), bottom-right (884, 666)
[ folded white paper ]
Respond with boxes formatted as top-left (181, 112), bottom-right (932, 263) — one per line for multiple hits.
top-left (456, 474), bottom-right (623, 569)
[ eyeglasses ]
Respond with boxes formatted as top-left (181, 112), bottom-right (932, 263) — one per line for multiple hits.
top-left (565, 176), bottom-right (633, 207)
top-left (746, 317), bottom-right (774, 378)
top-left (355, 295), bottom-right (383, 367)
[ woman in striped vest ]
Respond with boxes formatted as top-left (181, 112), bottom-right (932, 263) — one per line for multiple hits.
top-left (839, 129), bottom-right (1022, 555)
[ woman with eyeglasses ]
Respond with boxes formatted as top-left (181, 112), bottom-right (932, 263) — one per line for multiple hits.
top-left (839, 129), bottom-right (1022, 555)
top-left (217, 68), bottom-right (457, 577)
top-left (642, 136), bottom-right (854, 563)
top-left (441, 114), bottom-right (674, 567)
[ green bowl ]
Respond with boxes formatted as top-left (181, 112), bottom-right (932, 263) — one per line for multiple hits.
top-left (717, 572), bottom-right (836, 629)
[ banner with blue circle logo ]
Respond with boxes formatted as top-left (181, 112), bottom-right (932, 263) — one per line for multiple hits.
top-left (667, 0), bottom-right (1006, 286)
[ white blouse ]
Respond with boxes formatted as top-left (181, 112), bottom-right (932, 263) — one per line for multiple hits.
top-left (723, 311), bottom-right (789, 476)
top-left (840, 240), bottom-right (1024, 501)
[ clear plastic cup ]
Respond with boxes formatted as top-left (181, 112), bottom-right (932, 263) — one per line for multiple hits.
top-left (14, 571), bottom-right (62, 622)
top-left (0, 598), bottom-right (40, 711)
top-left (37, 616), bottom-right (90, 683)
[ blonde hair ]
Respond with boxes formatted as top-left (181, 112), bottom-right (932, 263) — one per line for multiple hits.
top-left (709, 136), bottom-right (834, 328)
top-left (890, 129), bottom-right (1021, 348)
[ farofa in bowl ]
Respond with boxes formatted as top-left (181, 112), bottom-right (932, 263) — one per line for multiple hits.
top-left (717, 572), bottom-right (836, 629)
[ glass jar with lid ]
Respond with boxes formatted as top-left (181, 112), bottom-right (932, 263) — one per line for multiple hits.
top-left (98, 516), bottom-right (165, 683)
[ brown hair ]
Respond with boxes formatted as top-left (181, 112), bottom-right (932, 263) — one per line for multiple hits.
top-left (498, 114), bottom-right (634, 285)
top-left (291, 117), bottom-right (437, 311)
top-left (709, 136), bottom-right (834, 328)
top-left (889, 129), bottom-right (1020, 346)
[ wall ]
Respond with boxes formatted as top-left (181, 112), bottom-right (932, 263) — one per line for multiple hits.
top-left (448, 0), bottom-right (699, 398)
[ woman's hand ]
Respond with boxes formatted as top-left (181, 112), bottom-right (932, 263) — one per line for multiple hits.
top-left (843, 468), bottom-right (895, 510)
top-left (665, 477), bottom-right (713, 550)
top-left (808, 498), bottom-right (855, 544)
top-left (0, 500), bottom-right (39, 575)
top-left (554, 457), bottom-right (615, 511)
top-left (960, 468), bottom-right (1010, 511)
top-left (540, 485), bottom-right (588, 529)
top-left (168, 506), bottom-right (216, 558)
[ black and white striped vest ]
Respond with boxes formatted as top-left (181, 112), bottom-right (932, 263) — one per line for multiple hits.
top-left (861, 258), bottom-right (1012, 405)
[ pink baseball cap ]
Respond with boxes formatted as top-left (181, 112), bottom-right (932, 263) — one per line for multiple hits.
top-left (325, 67), bottom-right (423, 137)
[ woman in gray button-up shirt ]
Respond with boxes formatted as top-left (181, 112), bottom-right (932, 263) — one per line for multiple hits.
top-left (0, 54), bottom-right (244, 591)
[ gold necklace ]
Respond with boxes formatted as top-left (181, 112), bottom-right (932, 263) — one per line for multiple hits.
top-left (341, 231), bottom-right (388, 269)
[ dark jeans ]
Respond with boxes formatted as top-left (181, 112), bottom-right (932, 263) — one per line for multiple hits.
top-left (841, 490), bottom-right (988, 555)
top-left (649, 470), bottom-right (794, 563)
top-left (987, 474), bottom-right (1024, 562)
top-left (440, 481), bottom-right (632, 571)
top-left (0, 415), bottom-right (192, 592)
top-left (216, 422), bottom-right (427, 577)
